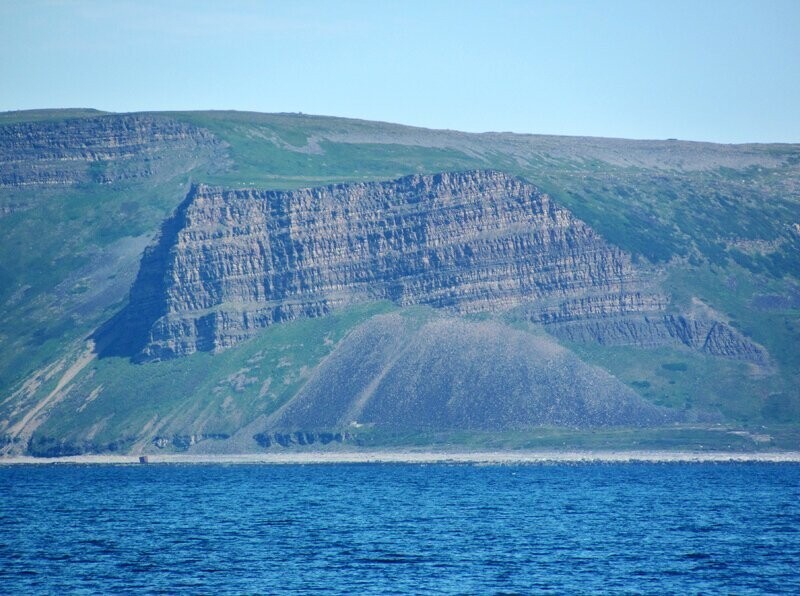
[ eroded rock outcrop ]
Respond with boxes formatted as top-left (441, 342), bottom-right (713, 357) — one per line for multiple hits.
top-left (99, 169), bottom-right (764, 363)
top-left (103, 171), bottom-right (659, 359)
top-left (548, 315), bottom-right (767, 362)
top-left (253, 431), bottom-right (351, 448)
top-left (0, 114), bottom-right (224, 189)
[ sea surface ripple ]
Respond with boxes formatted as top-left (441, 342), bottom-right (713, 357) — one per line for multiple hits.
top-left (1, 463), bottom-right (799, 593)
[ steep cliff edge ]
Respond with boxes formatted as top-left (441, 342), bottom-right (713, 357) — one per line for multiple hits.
top-left (0, 113), bottom-right (229, 400)
top-left (99, 170), bottom-right (763, 363)
top-left (0, 113), bottom-right (225, 191)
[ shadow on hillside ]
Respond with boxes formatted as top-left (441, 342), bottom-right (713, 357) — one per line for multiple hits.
top-left (92, 187), bottom-right (196, 361)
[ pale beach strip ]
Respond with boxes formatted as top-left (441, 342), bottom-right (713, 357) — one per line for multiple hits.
top-left (2, 450), bottom-right (800, 465)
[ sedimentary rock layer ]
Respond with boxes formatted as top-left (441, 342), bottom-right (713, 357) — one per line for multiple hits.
top-left (106, 170), bottom-right (661, 360)
top-left (548, 314), bottom-right (767, 362)
top-left (0, 114), bottom-right (223, 188)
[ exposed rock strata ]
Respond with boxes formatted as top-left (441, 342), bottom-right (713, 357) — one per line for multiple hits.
top-left (105, 170), bottom-right (661, 359)
top-left (0, 114), bottom-right (224, 188)
top-left (253, 431), bottom-right (351, 448)
top-left (100, 169), bottom-right (765, 362)
top-left (151, 433), bottom-right (231, 450)
top-left (548, 314), bottom-right (767, 362)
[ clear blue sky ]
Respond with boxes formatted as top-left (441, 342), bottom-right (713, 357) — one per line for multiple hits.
top-left (2, 0), bottom-right (799, 143)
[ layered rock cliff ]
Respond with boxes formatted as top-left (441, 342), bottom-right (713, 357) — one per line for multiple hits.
top-left (99, 169), bottom-right (764, 363)
top-left (2, 109), bottom-right (796, 456)
top-left (101, 171), bottom-right (648, 358)
top-left (0, 114), bottom-right (224, 190)
top-left (548, 315), bottom-right (767, 361)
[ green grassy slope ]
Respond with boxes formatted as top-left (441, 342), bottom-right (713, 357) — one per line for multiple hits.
top-left (28, 302), bottom-right (394, 456)
top-left (0, 108), bottom-right (109, 124)
top-left (0, 178), bottom-right (215, 398)
top-left (168, 111), bottom-right (487, 188)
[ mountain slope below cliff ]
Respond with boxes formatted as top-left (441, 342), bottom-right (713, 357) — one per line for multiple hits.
top-left (267, 312), bottom-right (683, 433)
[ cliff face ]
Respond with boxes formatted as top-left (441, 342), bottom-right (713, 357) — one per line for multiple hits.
top-left (548, 315), bottom-right (767, 361)
top-left (105, 171), bottom-right (652, 359)
top-left (101, 169), bottom-right (764, 363)
top-left (0, 114), bottom-right (224, 190)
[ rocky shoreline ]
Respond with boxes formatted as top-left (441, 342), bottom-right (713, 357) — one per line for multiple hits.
top-left (2, 450), bottom-right (800, 465)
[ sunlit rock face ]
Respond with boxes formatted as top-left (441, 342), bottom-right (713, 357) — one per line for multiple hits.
top-left (102, 169), bottom-right (763, 363)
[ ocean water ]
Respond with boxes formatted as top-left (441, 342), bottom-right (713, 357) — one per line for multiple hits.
top-left (1, 463), bottom-right (799, 594)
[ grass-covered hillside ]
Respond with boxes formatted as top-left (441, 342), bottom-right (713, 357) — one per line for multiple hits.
top-left (1, 109), bottom-right (798, 455)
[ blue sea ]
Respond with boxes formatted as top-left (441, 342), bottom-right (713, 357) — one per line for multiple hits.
top-left (1, 463), bottom-right (799, 594)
